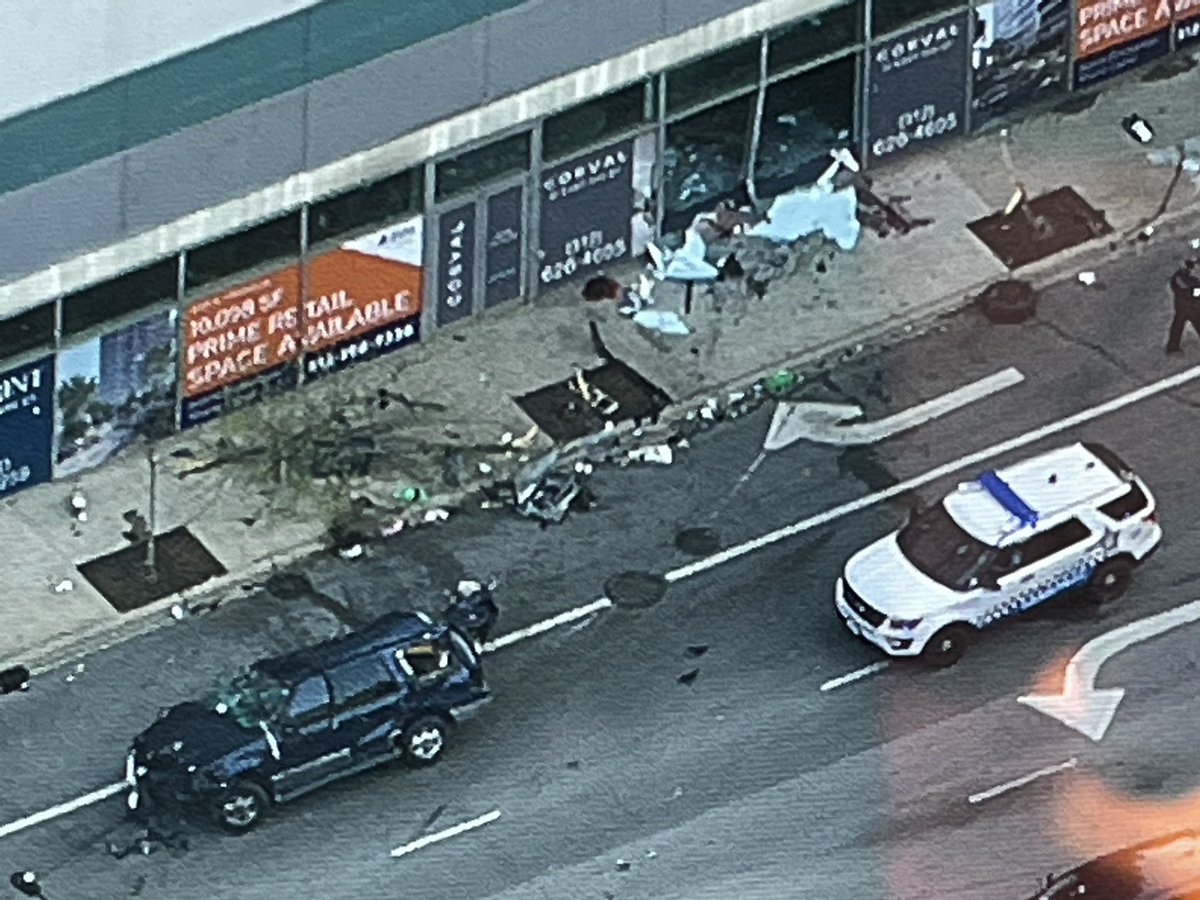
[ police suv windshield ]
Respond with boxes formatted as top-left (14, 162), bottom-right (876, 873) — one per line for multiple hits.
top-left (897, 502), bottom-right (996, 591)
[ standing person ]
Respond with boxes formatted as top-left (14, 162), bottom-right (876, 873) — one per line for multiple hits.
top-left (1166, 257), bottom-right (1200, 354)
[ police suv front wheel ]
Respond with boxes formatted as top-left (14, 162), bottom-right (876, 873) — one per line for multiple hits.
top-left (1088, 558), bottom-right (1133, 604)
top-left (921, 625), bottom-right (972, 668)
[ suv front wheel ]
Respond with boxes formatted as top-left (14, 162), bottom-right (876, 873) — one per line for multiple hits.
top-left (214, 782), bottom-right (270, 833)
top-left (398, 716), bottom-right (450, 767)
top-left (921, 625), bottom-right (972, 668)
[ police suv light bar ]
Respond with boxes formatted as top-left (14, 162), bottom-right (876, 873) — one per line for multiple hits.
top-left (977, 470), bottom-right (1038, 528)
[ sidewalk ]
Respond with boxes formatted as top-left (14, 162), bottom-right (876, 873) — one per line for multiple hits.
top-left (3, 55), bottom-right (1199, 673)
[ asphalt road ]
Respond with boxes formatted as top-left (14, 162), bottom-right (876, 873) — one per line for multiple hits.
top-left (3, 223), bottom-right (1200, 900)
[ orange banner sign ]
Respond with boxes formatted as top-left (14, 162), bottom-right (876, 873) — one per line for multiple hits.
top-left (302, 248), bottom-right (423, 353)
top-left (182, 269), bottom-right (301, 398)
top-left (1076, 0), bottom-right (1171, 58)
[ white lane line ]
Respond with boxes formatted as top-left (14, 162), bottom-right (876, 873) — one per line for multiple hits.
top-left (391, 809), bottom-right (502, 859)
top-left (967, 758), bottom-right (1078, 805)
top-left (665, 363), bottom-right (1200, 583)
top-left (0, 781), bottom-right (126, 839)
top-left (481, 597), bottom-right (614, 653)
top-left (819, 662), bottom-right (890, 692)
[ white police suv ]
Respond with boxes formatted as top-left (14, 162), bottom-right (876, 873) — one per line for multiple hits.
top-left (835, 442), bottom-right (1161, 667)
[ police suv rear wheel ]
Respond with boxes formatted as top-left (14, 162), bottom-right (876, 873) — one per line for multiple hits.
top-left (1088, 559), bottom-right (1133, 604)
top-left (921, 625), bottom-right (971, 668)
top-left (399, 716), bottom-right (449, 767)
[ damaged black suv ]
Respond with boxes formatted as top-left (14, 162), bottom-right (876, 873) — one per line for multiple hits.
top-left (125, 610), bottom-right (490, 833)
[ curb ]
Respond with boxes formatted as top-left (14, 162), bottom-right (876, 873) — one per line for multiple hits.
top-left (10, 198), bottom-right (1199, 679)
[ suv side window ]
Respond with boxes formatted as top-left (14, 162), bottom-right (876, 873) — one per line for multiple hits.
top-left (1014, 519), bottom-right (1092, 568)
top-left (285, 675), bottom-right (331, 725)
top-left (327, 655), bottom-right (402, 711)
top-left (1099, 484), bottom-right (1149, 522)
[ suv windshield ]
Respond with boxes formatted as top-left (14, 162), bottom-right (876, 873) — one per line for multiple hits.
top-left (897, 502), bottom-right (996, 591)
top-left (208, 669), bottom-right (289, 729)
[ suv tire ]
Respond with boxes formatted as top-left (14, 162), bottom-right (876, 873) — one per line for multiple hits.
top-left (215, 781), bottom-right (270, 833)
top-left (399, 716), bottom-right (450, 767)
top-left (1087, 558), bottom-right (1133, 604)
top-left (921, 625), bottom-right (972, 668)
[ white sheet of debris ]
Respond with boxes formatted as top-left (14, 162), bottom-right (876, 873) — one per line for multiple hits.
top-left (747, 183), bottom-right (861, 250)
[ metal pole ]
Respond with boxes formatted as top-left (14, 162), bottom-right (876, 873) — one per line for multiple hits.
top-left (145, 446), bottom-right (158, 582)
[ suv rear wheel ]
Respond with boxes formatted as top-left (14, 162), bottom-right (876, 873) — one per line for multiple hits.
top-left (921, 625), bottom-right (972, 668)
top-left (399, 716), bottom-right (450, 767)
top-left (215, 781), bottom-right (269, 833)
top-left (1087, 558), bottom-right (1133, 604)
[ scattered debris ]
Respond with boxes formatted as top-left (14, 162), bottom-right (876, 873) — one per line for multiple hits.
top-left (53, 579), bottom-right (74, 593)
top-left (626, 444), bottom-right (674, 465)
top-left (67, 490), bottom-right (88, 522)
top-left (9, 871), bottom-right (43, 897)
top-left (677, 668), bottom-right (700, 686)
top-left (0, 665), bottom-right (31, 694)
top-left (393, 485), bottom-right (426, 504)
top-left (238, 516), bottom-right (257, 527)
top-left (645, 230), bottom-right (719, 282)
top-left (686, 645), bottom-right (709, 658)
top-left (616, 860), bottom-right (632, 872)
top-left (670, 786), bottom-right (683, 800)
top-left (337, 544), bottom-right (365, 560)
top-left (633, 309), bottom-right (690, 337)
top-left (646, 850), bottom-right (658, 859)
top-left (1122, 114), bottom-right (1155, 144)
top-left (747, 183), bottom-right (861, 250)
top-left (1078, 271), bottom-right (1097, 285)
top-left (423, 508), bottom-right (450, 523)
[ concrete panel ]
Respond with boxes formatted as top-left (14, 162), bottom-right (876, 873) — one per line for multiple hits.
top-left (484, 0), bottom-right (655, 100)
top-left (663, 0), bottom-right (761, 35)
top-left (0, 157), bottom-right (124, 284)
top-left (305, 27), bottom-right (488, 169)
top-left (0, 0), bottom-right (322, 120)
top-left (122, 93), bottom-right (307, 234)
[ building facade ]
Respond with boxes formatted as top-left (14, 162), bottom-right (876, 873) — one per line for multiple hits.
top-left (1, 0), bottom-right (1198, 495)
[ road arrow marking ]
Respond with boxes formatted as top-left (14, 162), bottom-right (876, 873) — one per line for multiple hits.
top-left (763, 367), bottom-right (1025, 450)
top-left (1018, 599), bottom-right (1200, 741)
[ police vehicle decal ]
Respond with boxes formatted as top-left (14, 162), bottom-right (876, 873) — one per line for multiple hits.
top-left (973, 548), bottom-right (1104, 627)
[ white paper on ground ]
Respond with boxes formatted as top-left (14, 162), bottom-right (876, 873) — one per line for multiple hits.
top-left (747, 184), bottom-right (861, 250)
top-left (633, 310), bottom-right (691, 336)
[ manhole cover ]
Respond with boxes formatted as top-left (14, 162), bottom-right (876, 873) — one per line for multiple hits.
top-left (264, 572), bottom-right (315, 600)
top-left (604, 571), bottom-right (667, 609)
top-left (675, 527), bottom-right (720, 556)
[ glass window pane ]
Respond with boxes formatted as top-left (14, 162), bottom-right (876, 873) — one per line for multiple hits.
top-left (61, 258), bottom-right (178, 338)
top-left (769, 1), bottom-right (862, 74)
top-left (0, 303), bottom-right (56, 360)
top-left (872, 0), bottom-right (963, 38)
top-left (329, 657), bottom-right (398, 708)
top-left (754, 56), bottom-right (857, 198)
top-left (184, 213), bottom-right (301, 291)
top-left (435, 132), bottom-right (530, 201)
top-left (543, 82), bottom-right (648, 162)
top-left (666, 39), bottom-right (760, 115)
top-left (309, 168), bottom-right (423, 246)
top-left (663, 95), bottom-right (752, 234)
top-left (286, 676), bottom-right (331, 723)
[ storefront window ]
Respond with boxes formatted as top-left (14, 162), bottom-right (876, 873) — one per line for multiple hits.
top-left (435, 132), bottom-right (530, 202)
top-left (543, 82), bottom-right (649, 162)
top-left (308, 168), bottom-right (423, 247)
top-left (184, 212), bottom-right (302, 291)
top-left (769, 1), bottom-right (863, 75)
top-left (0, 303), bottom-right (55, 360)
top-left (61, 258), bottom-right (178, 338)
top-left (665, 39), bottom-right (760, 115)
top-left (872, 0), bottom-right (964, 38)
top-left (755, 56), bottom-right (857, 198)
top-left (663, 95), bottom-right (752, 233)
top-left (970, 0), bottom-right (1070, 130)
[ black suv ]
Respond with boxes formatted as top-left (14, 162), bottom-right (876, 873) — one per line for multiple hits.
top-left (125, 610), bottom-right (490, 832)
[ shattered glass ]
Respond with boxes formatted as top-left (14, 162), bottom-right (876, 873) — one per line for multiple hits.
top-left (207, 669), bottom-right (289, 728)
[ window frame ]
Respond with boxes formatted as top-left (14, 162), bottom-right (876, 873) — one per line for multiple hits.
top-left (434, 130), bottom-right (532, 203)
top-left (182, 210), bottom-right (303, 294)
top-left (326, 654), bottom-right (403, 713)
top-left (306, 166), bottom-right (424, 252)
top-left (284, 674), bottom-right (333, 727)
top-left (1010, 519), bottom-right (1094, 572)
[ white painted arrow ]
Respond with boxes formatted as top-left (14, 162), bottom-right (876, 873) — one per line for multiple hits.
top-left (1018, 600), bottom-right (1200, 742)
top-left (763, 367), bottom-right (1025, 450)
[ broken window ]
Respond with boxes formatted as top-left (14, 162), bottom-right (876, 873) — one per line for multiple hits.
top-left (872, 0), bottom-right (964, 39)
top-left (768, 1), bottom-right (863, 75)
top-left (665, 39), bottom-right (761, 115)
top-left (400, 640), bottom-right (454, 683)
top-left (543, 82), bottom-right (650, 162)
top-left (663, 94), bottom-right (753, 234)
top-left (754, 56), bottom-right (857, 198)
